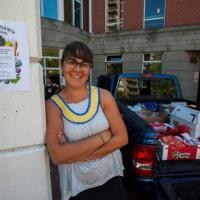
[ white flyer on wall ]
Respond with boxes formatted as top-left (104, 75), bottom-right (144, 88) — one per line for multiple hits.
top-left (0, 21), bottom-right (31, 92)
top-left (0, 47), bottom-right (16, 79)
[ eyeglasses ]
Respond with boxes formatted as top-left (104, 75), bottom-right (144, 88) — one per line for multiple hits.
top-left (64, 58), bottom-right (91, 71)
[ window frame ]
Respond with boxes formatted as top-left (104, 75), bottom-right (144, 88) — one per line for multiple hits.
top-left (72, 0), bottom-right (83, 29)
top-left (105, 55), bottom-right (123, 75)
top-left (142, 52), bottom-right (163, 73)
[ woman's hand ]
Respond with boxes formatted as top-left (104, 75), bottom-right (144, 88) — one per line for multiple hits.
top-left (99, 129), bottom-right (112, 143)
top-left (57, 129), bottom-right (111, 145)
top-left (58, 130), bottom-right (67, 144)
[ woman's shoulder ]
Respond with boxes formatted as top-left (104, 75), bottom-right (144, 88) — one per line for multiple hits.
top-left (98, 87), bottom-right (111, 97)
top-left (98, 87), bottom-right (115, 106)
top-left (46, 93), bottom-right (63, 113)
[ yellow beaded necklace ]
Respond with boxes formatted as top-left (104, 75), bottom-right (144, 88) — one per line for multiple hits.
top-left (51, 86), bottom-right (99, 124)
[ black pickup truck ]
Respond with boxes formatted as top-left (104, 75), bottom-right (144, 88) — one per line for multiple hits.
top-left (97, 73), bottom-right (200, 200)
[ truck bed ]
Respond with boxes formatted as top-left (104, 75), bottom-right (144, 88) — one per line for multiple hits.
top-left (117, 100), bottom-right (200, 199)
top-left (97, 73), bottom-right (200, 199)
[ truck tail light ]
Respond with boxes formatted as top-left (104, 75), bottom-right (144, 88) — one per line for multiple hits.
top-left (132, 145), bottom-right (157, 177)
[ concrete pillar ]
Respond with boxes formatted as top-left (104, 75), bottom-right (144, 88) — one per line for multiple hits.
top-left (0, 1), bottom-right (52, 200)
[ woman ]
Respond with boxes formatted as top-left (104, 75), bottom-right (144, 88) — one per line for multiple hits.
top-left (46, 41), bottom-right (128, 200)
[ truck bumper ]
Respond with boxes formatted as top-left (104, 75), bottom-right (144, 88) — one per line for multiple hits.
top-left (137, 177), bottom-right (156, 199)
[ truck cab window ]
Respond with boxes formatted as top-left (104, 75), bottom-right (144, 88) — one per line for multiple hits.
top-left (116, 77), bottom-right (177, 100)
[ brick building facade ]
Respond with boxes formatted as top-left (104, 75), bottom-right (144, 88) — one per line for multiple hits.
top-left (41, 0), bottom-right (200, 101)
top-left (166, 0), bottom-right (200, 26)
top-left (92, 0), bottom-right (200, 32)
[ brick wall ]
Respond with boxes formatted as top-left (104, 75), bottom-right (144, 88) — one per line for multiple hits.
top-left (124, 0), bottom-right (143, 30)
top-left (92, 0), bottom-right (105, 33)
top-left (166, 0), bottom-right (200, 27)
top-left (92, 0), bottom-right (200, 33)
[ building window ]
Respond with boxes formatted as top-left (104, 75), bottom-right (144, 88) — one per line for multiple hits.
top-left (72, 0), bottom-right (83, 29)
top-left (105, 0), bottom-right (124, 32)
top-left (64, 0), bottom-right (89, 31)
top-left (144, 0), bottom-right (165, 29)
top-left (41, 0), bottom-right (58, 20)
top-left (42, 48), bottom-right (62, 86)
top-left (143, 52), bottom-right (162, 73)
top-left (105, 55), bottom-right (123, 75)
top-left (42, 48), bottom-right (63, 100)
top-left (188, 51), bottom-right (200, 64)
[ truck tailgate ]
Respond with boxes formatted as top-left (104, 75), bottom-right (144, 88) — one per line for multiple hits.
top-left (156, 176), bottom-right (200, 200)
top-left (155, 160), bottom-right (200, 200)
top-left (156, 160), bottom-right (200, 176)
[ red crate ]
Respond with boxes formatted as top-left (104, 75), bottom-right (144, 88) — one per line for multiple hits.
top-left (158, 140), bottom-right (200, 160)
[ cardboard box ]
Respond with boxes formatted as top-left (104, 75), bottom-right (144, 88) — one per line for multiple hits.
top-left (170, 105), bottom-right (200, 139)
top-left (158, 140), bottom-right (200, 160)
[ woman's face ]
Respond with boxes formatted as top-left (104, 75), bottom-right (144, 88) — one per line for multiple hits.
top-left (62, 57), bottom-right (91, 89)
